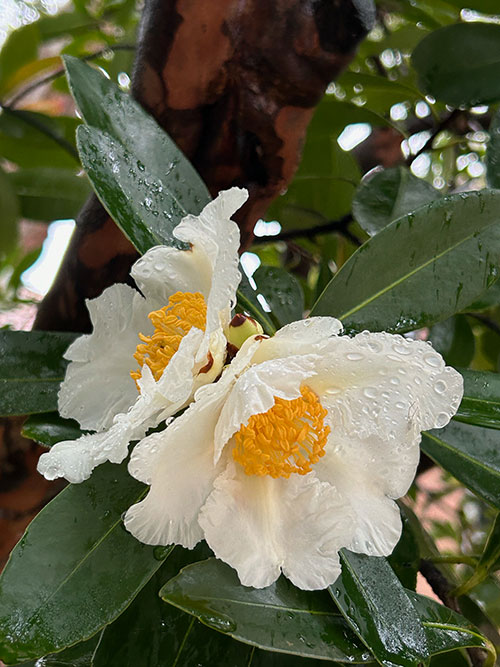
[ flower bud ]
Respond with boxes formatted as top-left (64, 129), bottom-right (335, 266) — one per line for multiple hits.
top-left (226, 313), bottom-right (264, 350)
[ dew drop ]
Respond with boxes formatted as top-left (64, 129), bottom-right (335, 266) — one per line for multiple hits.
top-left (435, 412), bottom-right (450, 428)
top-left (424, 353), bottom-right (441, 368)
top-left (346, 352), bottom-right (364, 361)
top-left (434, 380), bottom-right (447, 394)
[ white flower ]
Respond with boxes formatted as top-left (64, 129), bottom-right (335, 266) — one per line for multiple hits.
top-left (124, 317), bottom-right (463, 590)
top-left (37, 187), bottom-right (248, 484)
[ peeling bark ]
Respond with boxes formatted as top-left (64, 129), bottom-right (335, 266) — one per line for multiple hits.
top-left (35, 0), bottom-right (374, 333)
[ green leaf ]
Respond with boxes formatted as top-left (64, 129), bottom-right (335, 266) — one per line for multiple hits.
top-left (331, 550), bottom-right (429, 667)
top-left (268, 129), bottom-right (360, 227)
top-left (160, 558), bottom-right (372, 663)
top-left (427, 316), bottom-right (475, 369)
top-left (0, 24), bottom-right (39, 95)
top-left (421, 420), bottom-right (500, 509)
top-left (63, 55), bottom-right (210, 249)
top-left (76, 125), bottom-right (190, 253)
top-left (454, 369), bottom-right (500, 430)
top-left (252, 266), bottom-right (304, 326)
top-left (0, 330), bottom-right (77, 417)
top-left (14, 634), bottom-right (102, 667)
top-left (0, 111), bottom-right (80, 168)
top-left (486, 108), bottom-right (500, 190)
top-left (412, 23), bottom-right (500, 107)
top-left (310, 190), bottom-right (500, 334)
top-left (22, 412), bottom-right (84, 447)
top-left (8, 168), bottom-right (91, 222)
top-left (409, 591), bottom-right (495, 662)
top-left (352, 167), bottom-right (438, 237)
top-left (236, 273), bottom-right (277, 336)
top-left (0, 461), bottom-right (173, 663)
top-left (0, 164), bottom-right (20, 255)
top-left (387, 512), bottom-right (420, 591)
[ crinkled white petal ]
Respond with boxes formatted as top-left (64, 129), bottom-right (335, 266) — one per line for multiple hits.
top-left (314, 450), bottom-right (403, 557)
top-left (37, 426), bottom-right (130, 484)
top-left (58, 284), bottom-right (152, 431)
top-left (252, 316), bottom-right (343, 363)
top-left (307, 331), bottom-right (463, 441)
top-left (174, 187), bottom-right (246, 334)
top-left (199, 463), bottom-right (354, 590)
top-left (125, 394), bottom-right (229, 549)
top-left (213, 354), bottom-right (320, 462)
top-left (124, 336), bottom-right (261, 547)
top-left (131, 244), bottom-right (213, 308)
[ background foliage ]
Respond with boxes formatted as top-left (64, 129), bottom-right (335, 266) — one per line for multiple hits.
top-left (1, 0), bottom-right (500, 666)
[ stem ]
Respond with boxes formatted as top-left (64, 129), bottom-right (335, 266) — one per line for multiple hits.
top-left (0, 105), bottom-right (79, 161)
top-left (7, 44), bottom-right (136, 108)
top-left (252, 213), bottom-right (362, 247)
top-left (466, 312), bottom-right (500, 337)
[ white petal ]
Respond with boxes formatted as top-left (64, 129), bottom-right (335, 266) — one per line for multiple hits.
top-left (308, 332), bottom-right (463, 442)
top-left (125, 372), bottom-right (233, 549)
top-left (252, 317), bottom-right (343, 364)
top-left (213, 354), bottom-right (320, 462)
top-left (131, 244), bottom-right (213, 307)
top-left (176, 188), bottom-right (247, 335)
top-left (199, 464), bottom-right (354, 590)
top-left (315, 450), bottom-right (403, 557)
top-left (58, 284), bottom-right (151, 431)
top-left (37, 425), bottom-right (130, 484)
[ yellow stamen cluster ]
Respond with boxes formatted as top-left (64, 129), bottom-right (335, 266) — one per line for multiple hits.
top-left (131, 291), bottom-right (206, 385)
top-left (233, 386), bottom-right (329, 478)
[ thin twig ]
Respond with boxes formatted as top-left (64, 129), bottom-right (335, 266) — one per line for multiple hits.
top-left (0, 105), bottom-right (79, 161)
top-left (253, 213), bottom-right (362, 246)
top-left (7, 43), bottom-right (136, 108)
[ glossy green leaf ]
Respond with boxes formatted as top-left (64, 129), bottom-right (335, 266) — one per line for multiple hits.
top-left (236, 272), bottom-right (277, 336)
top-left (252, 266), bottom-right (304, 326)
top-left (331, 550), bottom-right (429, 667)
top-left (421, 420), bottom-right (500, 509)
top-left (486, 108), bottom-right (500, 190)
top-left (64, 56), bottom-right (210, 233)
top-left (0, 462), bottom-right (173, 663)
top-left (0, 111), bottom-right (80, 168)
top-left (454, 369), bottom-right (500, 430)
top-left (427, 316), bottom-right (475, 369)
top-left (22, 412), bottom-right (84, 447)
top-left (0, 164), bottom-right (20, 255)
top-left (0, 330), bottom-right (77, 416)
top-left (352, 167), bottom-right (438, 237)
top-left (76, 125), bottom-right (190, 252)
top-left (412, 23), bottom-right (500, 107)
top-left (408, 591), bottom-right (495, 662)
top-left (8, 168), bottom-right (91, 222)
top-left (14, 634), bottom-right (102, 667)
top-left (310, 190), bottom-right (500, 334)
top-left (160, 558), bottom-right (372, 663)
top-left (387, 511), bottom-right (420, 591)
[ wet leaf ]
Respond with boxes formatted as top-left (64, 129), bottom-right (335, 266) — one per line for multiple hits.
top-left (160, 558), bottom-right (372, 663)
top-left (427, 316), bottom-right (475, 369)
top-left (311, 190), bottom-right (500, 334)
top-left (253, 266), bottom-right (304, 326)
top-left (421, 420), bottom-right (500, 509)
top-left (0, 462), bottom-right (173, 663)
top-left (0, 331), bottom-right (77, 416)
top-left (331, 550), bottom-right (429, 667)
top-left (454, 369), bottom-right (500, 430)
top-left (22, 412), bottom-right (85, 447)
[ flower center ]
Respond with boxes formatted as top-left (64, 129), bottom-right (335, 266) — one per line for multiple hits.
top-left (131, 291), bottom-right (206, 385)
top-left (233, 386), bottom-right (329, 478)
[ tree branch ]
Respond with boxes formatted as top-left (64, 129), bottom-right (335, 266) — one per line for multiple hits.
top-left (252, 213), bottom-right (362, 246)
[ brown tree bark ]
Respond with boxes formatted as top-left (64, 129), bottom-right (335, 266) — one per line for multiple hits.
top-left (35, 0), bottom-right (374, 333)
